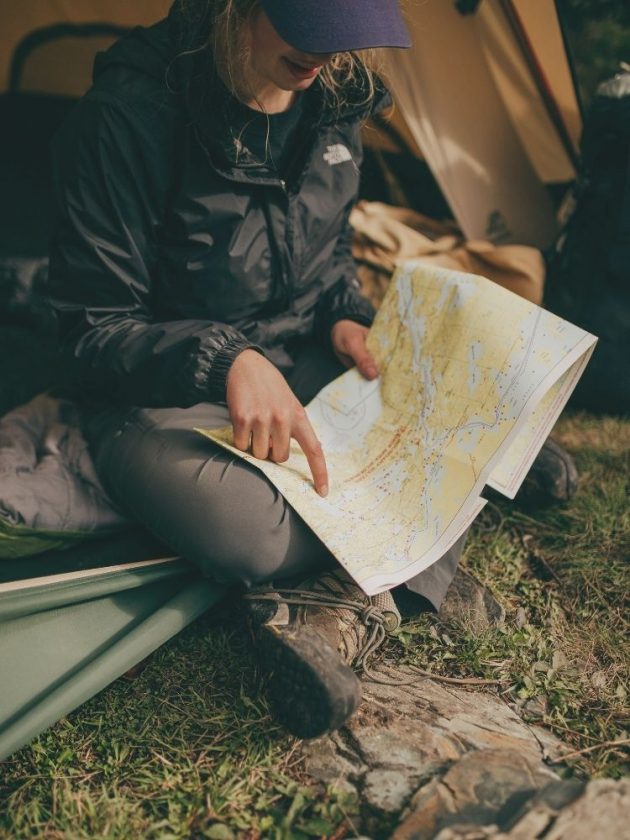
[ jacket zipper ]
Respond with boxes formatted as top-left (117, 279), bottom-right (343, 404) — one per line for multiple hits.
top-left (263, 184), bottom-right (294, 312)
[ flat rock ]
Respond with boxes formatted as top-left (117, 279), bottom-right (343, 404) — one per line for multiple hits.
top-left (542, 778), bottom-right (630, 840)
top-left (301, 668), bottom-right (627, 838)
top-left (301, 669), bottom-right (563, 836)
top-left (391, 749), bottom-right (557, 839)
top-left (416, 778), bottom-right (630, 839)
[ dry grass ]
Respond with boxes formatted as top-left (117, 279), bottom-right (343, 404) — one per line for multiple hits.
top-left (397, 411), bottom-right (629, 779)
top-left (0, 411), bottom-right (628, 837)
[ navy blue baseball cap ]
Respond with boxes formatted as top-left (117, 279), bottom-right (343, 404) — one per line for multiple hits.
top-left (260, 0), bottom-right (412, 54)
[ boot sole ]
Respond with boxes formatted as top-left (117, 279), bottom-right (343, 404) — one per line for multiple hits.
top-left (258, 624), bottom-right (362, 739)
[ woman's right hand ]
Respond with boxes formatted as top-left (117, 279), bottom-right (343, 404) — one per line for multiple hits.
top-left (226, 349), bottom-right (329, 496)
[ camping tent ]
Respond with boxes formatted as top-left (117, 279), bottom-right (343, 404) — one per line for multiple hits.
top-left (0, 0), bottom-right (582, 253)
top-left (381, 0), bottom-right (581, 245)
top-left (0, 540), bottom-right (226, 762)
top-left (0, 0), bottom-right (582, 760)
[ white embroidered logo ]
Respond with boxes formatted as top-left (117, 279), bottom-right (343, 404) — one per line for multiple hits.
top-left (323, 144), bottom-right (352, 166)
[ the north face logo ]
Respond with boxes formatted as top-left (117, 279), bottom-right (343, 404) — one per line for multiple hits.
top-left (323, 144), bottom-right (352, 165)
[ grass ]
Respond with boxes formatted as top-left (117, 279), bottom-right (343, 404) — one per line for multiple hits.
top-left (396, 412), bottom-right (630, 779)
top-left (0, 619), bottom-right (358, 839)
top-left (0, 411), bottom-right (628, 838)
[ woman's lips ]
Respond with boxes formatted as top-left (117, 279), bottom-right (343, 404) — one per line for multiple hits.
top-left (283, 58), bottom-right (321, 80)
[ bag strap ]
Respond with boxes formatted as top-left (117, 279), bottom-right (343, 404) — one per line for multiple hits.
top-left (619, 145), bottom-right (630, 241)
top-left (609, 146), bottom-right (630, 280)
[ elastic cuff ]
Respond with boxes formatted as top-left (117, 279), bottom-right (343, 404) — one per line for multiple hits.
top-left (329, 283), bottom-right (376, 329)
top-left (328, 310), bottom-right (374, 331)
top-left (206, 338), bottom-right (264, 403)
top-left (324, 300), bottom-right (375, 350)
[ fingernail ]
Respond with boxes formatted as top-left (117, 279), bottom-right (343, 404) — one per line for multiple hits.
top-left (319, 484), bottom-right (329, 497)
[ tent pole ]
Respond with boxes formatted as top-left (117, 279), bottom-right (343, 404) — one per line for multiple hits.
top-left (9, 22), bottom-right (130, 93)
top-left (498, 0), bottom-right (580, 172)
top-left (553, 0), bottom-right (586, 121)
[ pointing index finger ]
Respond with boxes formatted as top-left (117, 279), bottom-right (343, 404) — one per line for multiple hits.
top-left (293, 414), bottom-right (329, 496)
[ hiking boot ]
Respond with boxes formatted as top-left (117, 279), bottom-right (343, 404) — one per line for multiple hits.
top-left (437, 567), bottom-right (505, 633)
top-left (518, 438), bottom-right (579, 506)
top-left (245, 569), bottom-right (401, 739)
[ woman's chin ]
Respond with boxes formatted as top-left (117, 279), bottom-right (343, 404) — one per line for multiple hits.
top-left (279, 60), bottom-right (322, 89)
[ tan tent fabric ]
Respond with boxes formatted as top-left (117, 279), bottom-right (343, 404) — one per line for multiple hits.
top-left (368, 1), bottom-right (581, 184)
top-left (0, 1), bottom-right (170, 95)
top-left (513, 0), bottom-right (582, 157)
top-left (0, 1), bottom-right (581, 246)
top-left (351, 201), bottom-right (545, 308)
top-left (385, 0), bottom-right (560, 248)
top-left (362, 105), bottom-right (425, 159)
top-left (16, 36), bottom-right (124, 98)
top-left (477, 0), bottom-right (577, 184)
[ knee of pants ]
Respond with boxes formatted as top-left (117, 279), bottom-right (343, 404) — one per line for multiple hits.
top-left (194, 534), bottom-right (290, 588)
top-left (89, 414), bottom-right (320, 588)
top-left (190, 495), bottom-right (327, 588)
top-left (182, 488), bottom-right (298, 587)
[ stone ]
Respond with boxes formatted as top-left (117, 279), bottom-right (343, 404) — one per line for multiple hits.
top-left (385, 777), bottom-right (630, 839)
top-left (301, 734), bottom-right (363, 784)
top-left (363, 768), bottom-right (424, 815)
top-left (391, 748), bottom-right (556, 840)
top-left (497, 778), bottom-right (585, 834)
top-left (433, 828), bottom-right (498, 839)
top-left (300, 667), bottom-right (565, 837)
top-left (299, 654), bottom-right (629, 839)
top-left (543, 778), bottom-right (630, 840)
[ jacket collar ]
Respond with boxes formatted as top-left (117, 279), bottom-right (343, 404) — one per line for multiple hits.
top-left (186, 54), bottom-right (389, 185)
top-left (166, 7), bottom-right (389, 184)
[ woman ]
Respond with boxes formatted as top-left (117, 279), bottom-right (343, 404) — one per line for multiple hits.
top-left (47, 0), bottom-right (471, 737)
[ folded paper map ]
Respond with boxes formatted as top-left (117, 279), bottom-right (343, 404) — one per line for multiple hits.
top-left (197, 263), bottom-right (596, 595)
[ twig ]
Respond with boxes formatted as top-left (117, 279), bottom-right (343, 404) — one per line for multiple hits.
top-left (549, 738), bottom-right (630, 764)
top-left (547, 722), bottom-right (601, 743)
top-left (476, 500), bottom-right (505, 533)
top-left (368, 663), bottom-right (505, 687)
top-left (328, 819), bottom-right (352, 840)
top-left (407, 665), bottom-right (505, 686)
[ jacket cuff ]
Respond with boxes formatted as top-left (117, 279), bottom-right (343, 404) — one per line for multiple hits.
top-left (316, 278), bottom-right (376, 348)
top-left (190, 334), bottom-right (264, 404)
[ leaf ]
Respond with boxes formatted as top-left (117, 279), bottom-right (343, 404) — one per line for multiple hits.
top-left (297, 817), bottom-right (336, 836)
top-left (523, 675), bottom-right (536, 691)
top-left (204, 824), bottom-right (235, 840)
top-left (552, 650), bottom-right (569, 671)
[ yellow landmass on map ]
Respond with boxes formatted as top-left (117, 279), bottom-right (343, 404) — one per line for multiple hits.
top-left (197, 263), bottom-right (596, 594)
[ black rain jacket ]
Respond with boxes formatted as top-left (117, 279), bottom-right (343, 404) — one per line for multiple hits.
top-left (48, 7), bottom-right (389, 407)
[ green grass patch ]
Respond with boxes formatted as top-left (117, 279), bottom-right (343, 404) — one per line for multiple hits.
top-left (394, 412), bottom-right (629, 780)
top-left (1, 411), bottom-right (628, 837)
top-left (1, 619), bottom-right (358, 839)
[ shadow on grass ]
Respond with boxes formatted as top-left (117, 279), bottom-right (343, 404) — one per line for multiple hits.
top-left (0, 411), bottom-right (628, 838)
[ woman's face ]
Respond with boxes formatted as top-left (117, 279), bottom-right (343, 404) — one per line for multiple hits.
top-left (247, 9), bottom-right (335, 94)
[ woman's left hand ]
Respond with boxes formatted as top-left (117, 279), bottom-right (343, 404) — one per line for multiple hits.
top-left (331, 320), bottom-right (379, 380)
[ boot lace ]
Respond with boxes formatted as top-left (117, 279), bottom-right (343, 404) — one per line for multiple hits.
top-left (243, 587), bottom-right (392, 674)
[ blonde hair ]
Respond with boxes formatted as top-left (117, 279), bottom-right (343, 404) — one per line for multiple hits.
top-left (175, 0), bottom-right (383, 115)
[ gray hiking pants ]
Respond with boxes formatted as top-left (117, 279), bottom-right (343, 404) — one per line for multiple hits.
top-left (85, 342), bottom-right (464, 609)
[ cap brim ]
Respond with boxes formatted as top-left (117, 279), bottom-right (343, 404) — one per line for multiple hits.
top-left (262, 0), bottom-right (412, 54)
